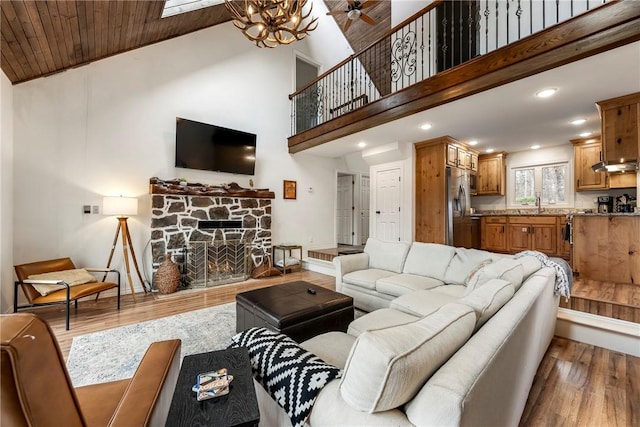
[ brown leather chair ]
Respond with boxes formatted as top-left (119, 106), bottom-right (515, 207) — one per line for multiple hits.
top-left (1, 313), bottom-right (181, 427)
top-left (14, 258), bottom-right (121, 330)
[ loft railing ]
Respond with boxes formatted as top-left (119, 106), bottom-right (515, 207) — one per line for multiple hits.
top-left (289, 0), bottom-right (610, 136)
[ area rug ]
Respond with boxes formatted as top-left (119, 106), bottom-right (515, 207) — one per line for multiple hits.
top-left (66, 303), bottom-right (236, 387)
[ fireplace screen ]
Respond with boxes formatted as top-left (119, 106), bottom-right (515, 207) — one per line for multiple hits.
top-left (186, 240), bottom-right (249, 287)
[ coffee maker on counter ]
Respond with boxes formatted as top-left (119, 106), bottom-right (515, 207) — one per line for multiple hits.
top-left (615, 194), bottom-right (636, 213)
top-left (597, 196), bottom-right (613, 213)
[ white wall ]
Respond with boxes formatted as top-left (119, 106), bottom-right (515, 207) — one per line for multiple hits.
top-left (304, 0), bottom-right (354, 72)
top-left (10, 23), bottom-right (344, 298)
top-left (391, 0), bottom-right (434, 27)
top-left (1, 71), bottom-right (14, 312)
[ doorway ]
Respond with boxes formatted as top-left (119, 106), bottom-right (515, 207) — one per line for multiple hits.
top-left (374, 167), bottom-right (402, 242)
top-left (295, 55), bottom-right (320, 133)
top-left (336, 172), bottom-right (370, 246)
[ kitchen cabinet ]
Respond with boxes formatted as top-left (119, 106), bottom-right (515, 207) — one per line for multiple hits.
top-left (476, 152), bottom-right (507, 196)
top-left (480, 216), bottom-right (508, 252)
top-left (446, 143), bottom-right (475, 170)
top-left (507, 216), bottom-right (557, 255)
top-left (415, 136), bottom-right (478, 244)
top-left (572, 136), bottom-right (636, 190)
top-left (470, 153), bottom-right (478, 172)
top-left (597, 92), bottom-right (640, 163)
top-left (572, 137), bottom-right (607, 191)
top-left (572, 215), bottom-right (640, 285)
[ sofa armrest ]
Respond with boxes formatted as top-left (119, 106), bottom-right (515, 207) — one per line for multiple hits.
top-left (333, 253), bottom-right (369, 291)
top-left (108, 339), bottom-right (181, 427)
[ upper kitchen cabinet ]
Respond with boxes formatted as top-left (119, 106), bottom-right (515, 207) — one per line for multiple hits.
top-left (476, 152), bottom-right (507, 196)
top-left (596, 92), bottom-right (640, 163)
top-left (572, 137), bottom-right (607, 191)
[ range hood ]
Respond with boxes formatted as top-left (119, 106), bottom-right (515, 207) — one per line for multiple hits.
top-left (591, 160), bottom-right (639, 173)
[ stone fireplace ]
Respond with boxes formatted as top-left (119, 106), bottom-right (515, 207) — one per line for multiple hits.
top-left (149, 178), bottom-right (274, 288)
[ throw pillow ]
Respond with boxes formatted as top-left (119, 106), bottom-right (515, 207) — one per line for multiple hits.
top-left (339, 303), bottom-right (476, 413)
top-left (463, 259), bottom-right (493, 288)
top-left (27, 268), bottom-right (98, 296)
top-left (230, 327), bottom-right (341, 427)
top-left (465, 258), bottom-right (523, 294)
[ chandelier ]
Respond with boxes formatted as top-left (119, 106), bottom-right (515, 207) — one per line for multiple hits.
top-left (224, 0), bottom-right (318, 48)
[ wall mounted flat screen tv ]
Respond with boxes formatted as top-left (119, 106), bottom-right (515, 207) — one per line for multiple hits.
top-left (175, 117), bottom-right (256, 175)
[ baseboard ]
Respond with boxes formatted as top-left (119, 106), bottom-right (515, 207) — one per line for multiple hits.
top-left (555, 308), bottom-right (640, 357)
top-left (302, 258), bottom-right (335, 276)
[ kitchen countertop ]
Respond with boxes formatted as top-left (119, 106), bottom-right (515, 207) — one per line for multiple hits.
top-left (572, 212), bottom-right (640, 216)
top-left (474, 210), bottom-right (640, 217)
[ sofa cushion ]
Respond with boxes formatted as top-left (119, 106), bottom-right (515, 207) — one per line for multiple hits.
top-left (443, 248), bottom-right (494, 285)
top-left (390, 290), bottom-right (458, 317)
top-left (343, 269), bottom-right (396, 290)
top-left (339, 303), bottom-right (476, 413)
top-left (301, 332), bottom-right (357, 370)
top-left (402, 243), bottom-right (456, 282)
top-left (430, 284), bottom-right (467, 298)
top-left (459, 279), bottom-right (515, 329)
top-left (513, 255), bottom-right (543, 282)
top-left (375, 274), bottom-right (444, 297)
top-left (347, 308), bottom-right (420, 337)
top-left (364, 238), bottom-right (411, 274)
top-left (465, 258), bottom-right (524, 294)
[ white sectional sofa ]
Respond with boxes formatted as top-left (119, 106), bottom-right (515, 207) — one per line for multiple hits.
top-left (254, 238), bottom-right (560, 426)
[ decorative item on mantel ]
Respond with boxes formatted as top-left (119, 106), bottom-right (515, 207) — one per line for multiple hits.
top-left (149, 177), bottom-right (275, 199)
top-left (155, 255), bottom-right (180, 294)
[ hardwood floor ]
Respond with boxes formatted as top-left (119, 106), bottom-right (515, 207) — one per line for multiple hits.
top-left (19, 270), bottom-right (640, 426)
top-left (560, 278), bottom-right (640, 323)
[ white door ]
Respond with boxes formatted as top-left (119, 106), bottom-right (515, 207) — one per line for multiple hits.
top-left (337, 175), bottom-right (354, 245)
top-left (360, 175), bottom-right (370, 244)
top-left (375, 168), bottom-right (401, 242)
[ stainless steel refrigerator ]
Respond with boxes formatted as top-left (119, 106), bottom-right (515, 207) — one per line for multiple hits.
top-left (446, 166), bottom-right (473, 246)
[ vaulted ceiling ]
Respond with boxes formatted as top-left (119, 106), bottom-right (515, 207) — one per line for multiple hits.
top-left (1, 1), bottom-right (392, 85)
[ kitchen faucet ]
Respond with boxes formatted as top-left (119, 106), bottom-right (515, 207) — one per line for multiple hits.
top-left (535, 192), bottom-right (542, 213)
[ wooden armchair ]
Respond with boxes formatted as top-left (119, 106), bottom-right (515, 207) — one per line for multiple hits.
top-left (14, 257), bottom-right (120, 330)
top-left (1, 313), bottom-right (181, 427)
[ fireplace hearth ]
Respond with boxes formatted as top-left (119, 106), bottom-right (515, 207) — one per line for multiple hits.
top-left (149, 178), bottom-right (274, 289)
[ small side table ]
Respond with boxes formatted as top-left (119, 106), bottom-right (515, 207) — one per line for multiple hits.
top-left (272, 244), bottom-right (302, 275)
top-left (166, 347), bottom-right (259, 427)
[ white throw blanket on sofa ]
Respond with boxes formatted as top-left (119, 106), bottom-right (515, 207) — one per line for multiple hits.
top-left (515, 250), bottom-right (572, 300)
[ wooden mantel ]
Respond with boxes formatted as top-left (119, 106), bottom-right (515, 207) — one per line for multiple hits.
top-left (149, 177), bottom-right (275, 199)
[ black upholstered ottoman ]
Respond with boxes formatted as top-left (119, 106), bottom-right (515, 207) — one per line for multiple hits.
top-left (235, 281), bottom-right (354, 343)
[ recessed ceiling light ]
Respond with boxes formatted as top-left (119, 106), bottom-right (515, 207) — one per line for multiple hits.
top-left (420, 123), bottom-right (432, 130)
top-left (535, 88), bottom-right (557, 98)
top-left (468, 140), bottom-right (478, 146)
top-left (485, 148), bottom-right (495, 153)
top-left (357, 142), bottom-right (367, 148)
top-left (570, 118), bottom-right (586, 125)
top-left (530, 145), bottom-right (541, 150)
top-left (579, 131), bottom-right (592, 137)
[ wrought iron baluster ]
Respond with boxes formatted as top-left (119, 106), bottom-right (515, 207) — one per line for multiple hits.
top-left (506, 0), bottom-right (510, 45)
top-left (543, 0), bottom-right (546, 29)
top-left (420, 15), bottom-right (425, 82)
top-left (468, 1), bottom-right (473, 60)
top-left (516, 0), bottom-right (522, 40)
top-left (450, 1), bottom-right (454, 69)
top-left (484, 0), bottom-right (489, 55)
top-left (495, 0), bottom-right (499, 50)
top-left (556, 0), bottom-right (560, 24)
top-left (530, 0), bottom-right (533, 35)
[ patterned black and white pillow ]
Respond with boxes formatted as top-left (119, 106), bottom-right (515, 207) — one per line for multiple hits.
top-left (230, 327), bottom-right (342, 427)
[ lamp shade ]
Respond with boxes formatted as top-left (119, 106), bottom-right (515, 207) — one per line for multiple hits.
top-left (103, 196), bottom-right (138, 216)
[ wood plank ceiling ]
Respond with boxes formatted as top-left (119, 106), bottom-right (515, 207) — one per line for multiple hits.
top-left (1, 1), bottom-right (392, 86)
top-left (1, 0), bottom-right (233, 84)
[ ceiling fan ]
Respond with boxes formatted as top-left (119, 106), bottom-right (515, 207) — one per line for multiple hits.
top-left (326, 0), bottom-right (376, 32)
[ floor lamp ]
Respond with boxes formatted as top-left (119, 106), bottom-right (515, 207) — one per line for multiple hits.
top-left (103, 196), bottom-right (147, 301)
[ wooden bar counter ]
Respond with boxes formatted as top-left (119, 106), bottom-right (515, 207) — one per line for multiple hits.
top-left (572, 214), bottom-right (640, 285)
